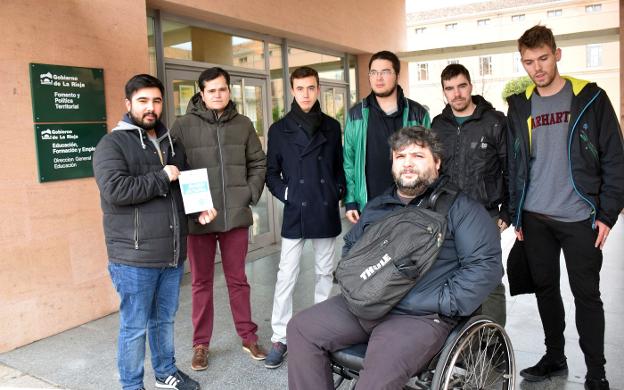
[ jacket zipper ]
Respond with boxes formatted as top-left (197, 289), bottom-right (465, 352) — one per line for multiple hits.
top-left (567, 90), bottom-right (601, 228)
top-left (163, 139), bottom-right (179, 267)
top-left (216, 120), bottom-right (228, 230)
top-left (134, 208), bottom-right (140, 249)
top-left (170, 196), bottom-right (179, 267)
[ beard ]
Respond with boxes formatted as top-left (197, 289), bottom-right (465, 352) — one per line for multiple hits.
top-left (130, 111), bottom-right (159, 130)
top-left (373, 82), bottom-right (398, 98)
top-left (393, 168), bottom-right (438, 197)
top-left (451, 98), bottom-right (470, 113)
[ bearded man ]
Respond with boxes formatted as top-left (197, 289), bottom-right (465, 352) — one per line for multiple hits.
top-left (287, 126), bottom-right (503, 390)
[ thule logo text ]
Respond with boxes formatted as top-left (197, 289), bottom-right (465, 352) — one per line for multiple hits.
top-left (359, 254), bottom-right (392, 280)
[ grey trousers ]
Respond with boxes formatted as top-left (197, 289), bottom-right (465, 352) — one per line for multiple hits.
top-left (287, 295), bottom-right (455, 390)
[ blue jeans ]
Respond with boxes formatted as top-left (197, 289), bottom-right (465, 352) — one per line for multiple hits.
top-left (108, 262), bottom-right (184, 390)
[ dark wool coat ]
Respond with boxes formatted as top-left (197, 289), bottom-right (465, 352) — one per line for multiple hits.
top-left (266, 112), bottom-right (346, 239)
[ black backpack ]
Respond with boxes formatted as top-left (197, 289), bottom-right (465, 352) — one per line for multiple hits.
top-left (335, 181), bottom-right (458, 320)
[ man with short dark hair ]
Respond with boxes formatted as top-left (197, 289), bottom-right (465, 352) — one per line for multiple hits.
top-left (508, 25), bottom-right (624, 389)
top-left (171, 67), bottom-right (268, 371)
top-left (343, 50), bottom-right (430, 224)
top-left (288, 126), bottom-right (502, 389)
top-left (264, 66), bottom-right (345, 369)
top-left (94, 74), bottom-right (204, 390)
top-left (431, 63), bottom-right (509, 326)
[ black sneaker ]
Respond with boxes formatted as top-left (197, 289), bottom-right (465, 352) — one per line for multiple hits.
top-left (520, 355), bottom-right (568, 382)
top-left (585, 377), bottom-right (610, 390)
top-left (155, 369), bottom-right (200, 390)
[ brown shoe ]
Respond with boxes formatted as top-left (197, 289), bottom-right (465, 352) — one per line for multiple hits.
top-left (242, 341), bottom-right (267, 361)
top-left (191, 344), bottom-right (209, 371)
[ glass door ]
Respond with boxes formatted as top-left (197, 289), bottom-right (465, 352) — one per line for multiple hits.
top-left (165, 67), bottom-right (278, 251)
top-left (320, 85), bottom-right (347, 131)
top-left (230, 76), bottom-right (277, 249)
top-left (165, 68), bottom-right (200, 124)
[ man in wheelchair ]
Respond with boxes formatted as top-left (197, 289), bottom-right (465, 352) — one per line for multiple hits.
top-left (287, 126), bottom-right (504, 389)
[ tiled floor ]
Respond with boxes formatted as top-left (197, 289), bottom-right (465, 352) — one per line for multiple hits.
top-left (1, 217), bottom-right (622, 389)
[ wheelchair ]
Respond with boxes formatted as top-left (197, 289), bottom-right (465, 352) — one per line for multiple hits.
top-left (330, 315), bottom-right (515, 390)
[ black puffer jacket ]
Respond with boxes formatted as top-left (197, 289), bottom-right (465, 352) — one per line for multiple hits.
top-left (93, 115), bottom-right (188, 268)
top-left (432, 95), bottom-right (510, 224)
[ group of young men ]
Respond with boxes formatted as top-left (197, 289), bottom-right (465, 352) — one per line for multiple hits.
top-left (93, 24), bottom-right (623, 390)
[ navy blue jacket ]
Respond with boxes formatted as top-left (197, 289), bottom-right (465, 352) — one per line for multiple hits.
top-left (343, 180), bottom-right (502, 318)
top-left (266, 111), bottom-right (346, 239)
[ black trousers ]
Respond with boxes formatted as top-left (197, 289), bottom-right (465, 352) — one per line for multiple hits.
top-left (287, 295), bottom-right (455, 390)
top-left (522, 212), bottom-right (606, 378)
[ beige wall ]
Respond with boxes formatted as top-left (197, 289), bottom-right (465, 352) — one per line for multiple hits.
top-left (149, 0), bottom-right (406, 54)
top-left (0, 0), bottom-right (150, 352)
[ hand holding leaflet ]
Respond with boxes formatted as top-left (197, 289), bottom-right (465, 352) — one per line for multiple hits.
top-left (178, 168), bottom-right (213, 214)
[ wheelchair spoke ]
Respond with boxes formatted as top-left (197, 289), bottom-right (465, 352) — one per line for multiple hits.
top-left (438, 321), bottom-right (514, 390)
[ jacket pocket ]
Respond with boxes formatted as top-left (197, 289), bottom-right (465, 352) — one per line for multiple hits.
top-left (133, 208), bottom-right (140, 250)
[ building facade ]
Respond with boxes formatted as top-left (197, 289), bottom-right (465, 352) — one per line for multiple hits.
top-left (405, 0), bottom-right (620, 118)
top-left (0, 0), bottom-right (408, 352)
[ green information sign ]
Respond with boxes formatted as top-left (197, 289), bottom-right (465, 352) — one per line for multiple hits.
top-left (30, 63), bottom-right (106, 122)
top-left (35, 123), bottom-right (107, 182)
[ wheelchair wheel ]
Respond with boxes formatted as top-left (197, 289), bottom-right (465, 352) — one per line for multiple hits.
top-left (430, 316), bottom-right (515, 390)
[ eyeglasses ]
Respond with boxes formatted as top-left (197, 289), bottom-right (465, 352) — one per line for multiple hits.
top-left (368, 69), bottom-right (394, 78)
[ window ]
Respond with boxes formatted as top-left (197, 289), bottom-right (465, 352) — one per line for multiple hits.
top-left (477, 19), bottom-right (490, 27)
top-left (586, 44), bottom-right (602, 68)
top-left (162, 20), bottom-right (266, 70)
top-left (585, 4), bottom-right (602, 12)
top-left (513, 52), bottom-right (521, 73)
top-left (287, 47), bottom-right (344, 80)
top-left (147, 16), bottom-right (157, 76)
top-left (547, 9), bottom-right (562, 17)
top-left (417, 63), bottom-right (429, 81)
top-left (511, 14), bottom-right (525, 22)
top-left (415, 27), bottom-right (426, 34)
top-left (448, 59), bottom-right (459, 65)
top-left (445, 23), bottom-right (458, 31)
top-left (479, 56), bottom-right (492, 76)
top-left (269, 43), bottom-right (285, 122)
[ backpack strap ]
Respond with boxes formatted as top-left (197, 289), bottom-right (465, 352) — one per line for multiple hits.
top-left (425, 176), bottom-right (459, 217)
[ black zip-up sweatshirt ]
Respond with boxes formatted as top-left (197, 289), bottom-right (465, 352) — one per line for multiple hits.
top-left (432, 95), bottom-right (510, 224)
